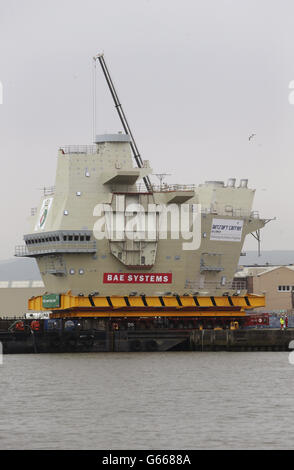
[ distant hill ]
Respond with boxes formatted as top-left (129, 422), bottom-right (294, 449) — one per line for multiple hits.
top-left (0, 258), bottom-right (41, 281)
top-left (239, 251), bottom-right (294, 266)
top-left (1, 251), bottom-right (294, 281)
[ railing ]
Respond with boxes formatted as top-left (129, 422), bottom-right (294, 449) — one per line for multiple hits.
top-left (111, 183), bottom-right (196, 194)
top-left (184, 279), bottom-right (247, 291)
top-left (201, 208), bottom-right (260, 218)
top-left (15, 246), bottom-right (30, 257)
top-left (200, 265), bottom-right (224, 272)
top-left (40, 186), bottom-right (55, 196)
top-left (15, 241), bottom-right (97, 257)
top-left (59, 145), bottom-right (97, 154)
top-left (46, 267), bottom-right (67, 275)
top-left (152, 184), bottom-right (196, 192)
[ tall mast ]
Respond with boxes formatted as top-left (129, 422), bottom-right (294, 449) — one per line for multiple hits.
top-left (93, 53), bottom-right (152, 192)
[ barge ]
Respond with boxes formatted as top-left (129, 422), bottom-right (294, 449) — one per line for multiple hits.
top-left (1, 315), bottom-right (294, 353)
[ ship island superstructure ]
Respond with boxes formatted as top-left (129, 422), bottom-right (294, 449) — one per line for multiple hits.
top-left (15, 54), bottom-right (267, 324)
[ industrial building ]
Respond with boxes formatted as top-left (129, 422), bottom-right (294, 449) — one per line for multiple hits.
top-left (235, 265), bottom-right (294, 312)
top-left (0, 281), bottom-right (44, 318)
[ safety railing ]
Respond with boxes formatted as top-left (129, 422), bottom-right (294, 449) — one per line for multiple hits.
top-left (15, 241), bottom-right (97, 257)
top-left (59, 145), bottom-right (98, 154)
top-left (200, 208), bottom-right (259, 218)
top-left (39, 186), bottom-right (55, 196)
top-left (152, 184), bottom-right (196, 192)
top-left (184, 279), bottom-right (247, 291)
top-left (15, 246), bottom-right (29, 257)
top-left (111, 183), bottom-right (196, 193)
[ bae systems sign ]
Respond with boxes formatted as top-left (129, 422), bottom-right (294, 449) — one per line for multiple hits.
top-left (103, 273), bottom-right (172, 284)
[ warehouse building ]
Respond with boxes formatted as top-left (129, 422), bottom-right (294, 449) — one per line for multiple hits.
top-left (0, 281), bottom-right (45, 318)
top-left (235, 265), bottom-right (294, 312)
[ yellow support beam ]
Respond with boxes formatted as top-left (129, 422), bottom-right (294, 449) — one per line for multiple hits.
top-left (28, 293), bottom-right (265, 316)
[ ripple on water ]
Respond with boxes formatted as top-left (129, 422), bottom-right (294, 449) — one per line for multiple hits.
top-left (1, 351), bottom-right (294, 449)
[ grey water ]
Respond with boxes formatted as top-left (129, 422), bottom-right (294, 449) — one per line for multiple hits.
top-left (0, 351), bottom-right (293, 450)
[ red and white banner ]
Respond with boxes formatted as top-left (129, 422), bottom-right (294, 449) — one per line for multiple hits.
top-left (103, 273), bottom-right (172, 284)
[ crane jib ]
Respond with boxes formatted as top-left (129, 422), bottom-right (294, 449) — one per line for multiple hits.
top-left (95, 54), bottom-right (152, 192)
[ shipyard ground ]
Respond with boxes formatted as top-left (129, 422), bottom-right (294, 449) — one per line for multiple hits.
top-left (1, 319), bottom-right (294, 354)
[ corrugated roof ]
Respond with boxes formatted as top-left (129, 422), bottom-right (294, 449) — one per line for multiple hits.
top-left (0, 281), bottom-right (44, 288)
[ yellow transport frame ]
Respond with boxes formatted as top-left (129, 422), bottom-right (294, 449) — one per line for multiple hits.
top-left (28, 293), bottom-right (265, 319)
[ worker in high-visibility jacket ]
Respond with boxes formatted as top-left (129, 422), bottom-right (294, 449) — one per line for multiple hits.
top-left (280, 317), bottom-right (285, 330)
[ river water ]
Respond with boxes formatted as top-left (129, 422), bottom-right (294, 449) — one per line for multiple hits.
top-left (0, 351), bottom-right (294, 450)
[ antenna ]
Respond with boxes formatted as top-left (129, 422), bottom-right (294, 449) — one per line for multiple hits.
top-left (93, 53), bottom-right (152, 192)
top-left (153, 173), bottom-right (171, 189)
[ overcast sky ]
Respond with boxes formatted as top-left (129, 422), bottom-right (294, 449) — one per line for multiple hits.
top-left (1, 0), bottom-right (294, 259)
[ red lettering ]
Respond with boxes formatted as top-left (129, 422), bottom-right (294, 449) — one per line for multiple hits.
top-left (103, 273), bottom-right (172, 284)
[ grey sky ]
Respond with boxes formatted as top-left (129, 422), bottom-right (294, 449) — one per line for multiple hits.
top-left (0, 0), bottom-right (294, 259)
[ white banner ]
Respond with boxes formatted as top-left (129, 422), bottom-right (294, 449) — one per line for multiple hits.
top-left (34, 198), bottom-right (53, 231)
top-left (210, 218), bottom-right (243, 242)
